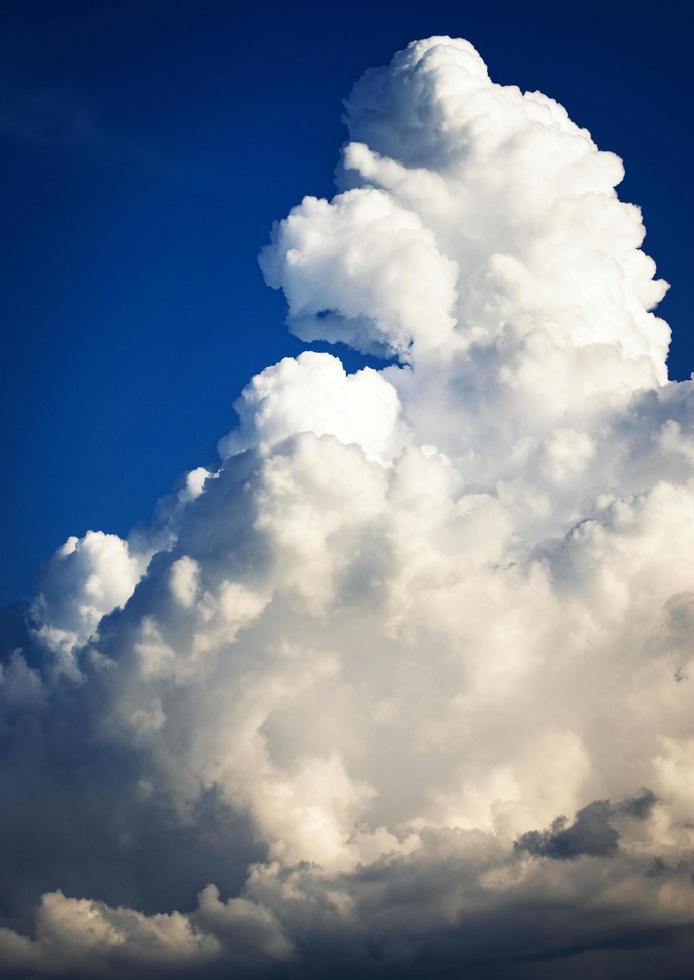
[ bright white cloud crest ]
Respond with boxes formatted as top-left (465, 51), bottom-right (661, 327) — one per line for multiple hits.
top-left (3, 36), bottom-right (694, 978)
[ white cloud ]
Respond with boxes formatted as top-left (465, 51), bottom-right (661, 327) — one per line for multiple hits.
top-left (259, 191), bottom-right (460, 359)
top-left (31, 530), bottom-right (149, 673)
top-left (169, 556), bottom-right (200, 609)
top-left (3, 34), bottom-right (694, 979)
top-left (219, 351), bottom-right (403, 463)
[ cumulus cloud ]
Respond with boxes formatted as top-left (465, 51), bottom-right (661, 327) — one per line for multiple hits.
top-left (2, 35), bottom-right (694, 979)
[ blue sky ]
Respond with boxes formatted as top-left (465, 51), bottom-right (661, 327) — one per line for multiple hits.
top-left (3, 0), bottom-right (693, 606)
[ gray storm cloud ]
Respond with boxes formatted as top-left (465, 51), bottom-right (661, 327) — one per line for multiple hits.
top-left (3, 36), bottom-right (694, 978)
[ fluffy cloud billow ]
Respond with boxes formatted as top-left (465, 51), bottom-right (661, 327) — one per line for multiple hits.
top-left (3, 36), bottom-right (694, 978)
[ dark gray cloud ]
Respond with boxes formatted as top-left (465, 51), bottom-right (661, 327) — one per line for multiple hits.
top-left (515, 791), bottom-right (659, 861)
top-left (515, 800), bottom-right (621, 860)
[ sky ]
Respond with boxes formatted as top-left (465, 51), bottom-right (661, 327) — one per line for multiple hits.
top-left (3, 0), bottom-right (694, 607)
top-left (5, 5), bottom-right (694, 979)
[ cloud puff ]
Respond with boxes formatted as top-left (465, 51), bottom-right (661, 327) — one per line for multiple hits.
top-left (218, 351), bottom-right (403, 463)
top-left (515, 790), bottom-right (659, 860)
top-left (3, 35), bottom-right (694, 979)
top-left (259, 190), bottom-right (460, 359)
top-left (30, 530), bottom-right (149, 674)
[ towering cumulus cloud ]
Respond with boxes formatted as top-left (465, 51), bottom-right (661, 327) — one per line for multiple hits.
top-left (3, 37), bottom-right (694, 979)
